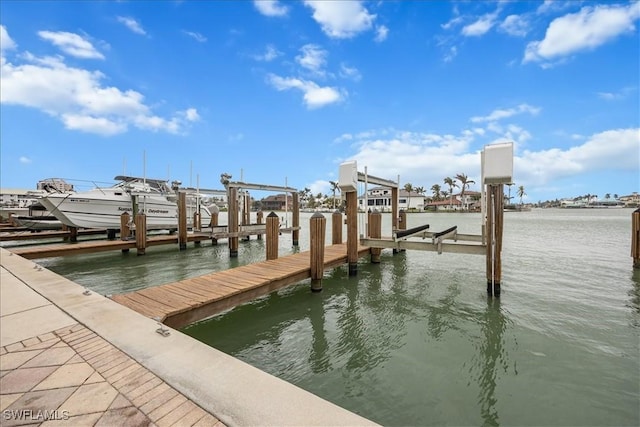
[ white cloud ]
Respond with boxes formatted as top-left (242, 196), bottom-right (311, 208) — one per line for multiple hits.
top-left (38, 31), bottom-right (104, 59)
top-left (253, 0), bottom-right (289, 17)
top-left (1, 27), bottom-right (198, 136)
top-left (309, 179), bottom-right (330, 196)
top-left (296, 44), bottom-right (327, 75)
top-left (499, 14), bottom-right (529, 37)
top-left (471, 104), bottom-right (541, 123)
top-left (19, 156), bottom-right (31, 164)
top-left (1, 25), bottom-right (17, 52)
top-left (339, 63), bottom-right (361, 81)
top-left (443, 46), bottom-right (458, 63)
top-left (266, 74), bottom-right (342, 109)
top-left (441, 15), bottom-right (464, 30)
top-left (462, 10), bottom-right (500, 37)
top-left (304, 0), bottom-right (375, 39)
top-left (524, 3), bottom-right (640, 64)
top-left (183, 31), bottom-right (207, 43)
top-left (117, 16), bottom-right (147, 35)
top-left (340, 127), bottom-right (639, 198)
top-left (516, 128), bottom-right (639, 184)
top-left (253, 44), bottom-right (282, 62)
top-left (597, 86), bottom-right (637, 100)
top-left (374, 25), bottom-right (389, 42)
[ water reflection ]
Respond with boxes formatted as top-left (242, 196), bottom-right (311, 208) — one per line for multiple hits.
top-left (309, 292), bottom-right (330, 373)
top-left (629, 269), bottom-right (640, 327)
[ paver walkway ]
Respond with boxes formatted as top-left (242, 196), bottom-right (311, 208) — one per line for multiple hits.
top-left (0, 324), bottom-right (223, 427)
top-left (1, 262), bottom-right (224, 427)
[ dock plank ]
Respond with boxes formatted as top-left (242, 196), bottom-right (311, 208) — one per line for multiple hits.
top-left (111, 243), bottom-right (370, 328)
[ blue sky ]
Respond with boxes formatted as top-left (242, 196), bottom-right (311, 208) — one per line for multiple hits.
top-left (1, 0), bottom-right (638, 202)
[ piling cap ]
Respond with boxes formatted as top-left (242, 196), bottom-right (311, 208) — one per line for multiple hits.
top-left (267, 211), bottom-right (279, 218)
top-left (311, 211), bottom-right (325, 219)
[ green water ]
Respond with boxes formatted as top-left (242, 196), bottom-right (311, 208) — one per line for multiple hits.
top-left (21, 209), bottom-right (640, 426)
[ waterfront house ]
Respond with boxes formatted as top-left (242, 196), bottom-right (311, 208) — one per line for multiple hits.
top-left (619, 192), bottom-right (640, 207)
top-left (358, 187), bottom-right (426, 212)
top-left (260, 194), bottom-right (293, 211)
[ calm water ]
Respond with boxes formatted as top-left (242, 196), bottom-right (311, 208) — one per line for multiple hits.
top-left (18, 209), bottom-right (640, 426)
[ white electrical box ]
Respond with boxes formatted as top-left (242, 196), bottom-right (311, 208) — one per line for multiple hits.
top-left (339, 161), bottom-right (358, 192)
top-left (483, 142), bottom-right (513, 184)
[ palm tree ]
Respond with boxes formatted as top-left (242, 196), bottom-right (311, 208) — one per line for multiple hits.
top-left (431, 184), bottom-right (442, 201)
top-left (605, 193), bottom-right (611, 200)
top-left (517, 185), bottom-right (526, 206)
top-left (614, 193), bottom-right (619, 199)
top-left (455, 173), bottom-right (475, 211)
top-left (404, 183), bottom-right (414, 210)
top-left (299, 187), bottom-right (312, 208)
top-left (329, 180), bottom-right (340, 209)
top-left (443, 177), bottom-right (458, 209)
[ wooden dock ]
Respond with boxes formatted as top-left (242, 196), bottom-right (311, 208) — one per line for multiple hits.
top-left (7, 233), bottom-right (212, 259)
top-left (0, 228), bottom-right (107, 242)
top-left (112, 243), bottom-right (370, 328)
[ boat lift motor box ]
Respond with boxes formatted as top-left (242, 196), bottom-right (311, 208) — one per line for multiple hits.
top-left (339, 161), bottom-right (358, 192)
top-left (483, 142), bottom-right (513, 185)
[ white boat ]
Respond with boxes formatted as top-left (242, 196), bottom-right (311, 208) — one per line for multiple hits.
top-left (39, 176), bottom-right (212, 230)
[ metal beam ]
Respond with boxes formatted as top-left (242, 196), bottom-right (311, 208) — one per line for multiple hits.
top-left (361, 238), bottom-right (486, 255)
top-left (226, 181), bottom-right (298, 193)
top-left (180, 187), bottom-right (227, 196)
top-left (357, 172), bottom-right (397, 188)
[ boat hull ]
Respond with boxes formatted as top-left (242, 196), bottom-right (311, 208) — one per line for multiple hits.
top-left (40, 193), bottom-right (211, 230)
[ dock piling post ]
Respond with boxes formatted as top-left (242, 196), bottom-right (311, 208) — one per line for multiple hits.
top-left (69, 227), bottom-right (78, 243)
top-left (210, 206), bottom-right (219, 246)
top-left (392, 187), bottom-right (399, 254)
top-left (369, 209), bottom-right (382, 263)
top-left (135, 213), bottom-right (147, 255)
top-left (194, 211), bottom-right (201, 232)
top-left (346, 191), bottom-right (358, 276)
top-left (310, 212), bottom-right (326, 292)
top-left (107, 229), bottom-right (116, 240)
top-left (332, 210), bottom-right (342, 244)
top-left (485, 184), bottom-right (504, 296)
top-left (292, 193), bottom-right (300, 247)
top-left (266, 212), bottom-right (279, 260)
top-left (228, 187), bottom-right (239, 257)
top-left (120, 212), bottom-right (130, 253)
top-left (257, 211), bottom-right (264, 240)
top-left (242, 192), bottom-right (251, 241)
top-left (397, 209), bottom-right (407, 253)
top-left (632, 208), bottom-right (640, 269)
top-left (178, 192), bottom-right (187, 250)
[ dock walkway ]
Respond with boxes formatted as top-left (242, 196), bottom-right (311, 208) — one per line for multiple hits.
top-left (113, 243), bottom-right (370, 328)
top-left (7, 234), bottom-right (211, 259)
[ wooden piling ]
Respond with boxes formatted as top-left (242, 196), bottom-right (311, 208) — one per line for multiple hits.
top-left (257, 211), bottom-right (264, 240)
top-left (632, 208), bottom-right (640, 269)
top-left (178, 192), bottom-right (187, 250)
top-left (292, 192), bottom-right (300, 246)
top-left (369, 209), bottom-right (382, 263)
top-left (346, 191), bottom-right (358, 276)
top-left (332, 210), bottom-right (342, 244)
top-left (310, 212), bottom-right (326, 292)
top-left (120, 212), bottom-right (130, 253)
top-left (242, 192), bottom-right (250, 241)
top-left (134, 213), bottom-right (147, 255)
top-left (194, 212), bottom-right (201, 232)
top-left (266, 211), bottom-right (279, 260)
top-left (228, 187), bottom-right (239, 257)
top-left (396, 209), bottom-right (407, 253)
top-left (62, 224), bottom-right (69, 242)
top-left (69, 227), bottom-right (78, 243)
top-left (107, 229), bottom-right (116, 240)
top-left (485, 184), bottom-right (504, 296)
top-left (210, 208), bottom-right (219, 245)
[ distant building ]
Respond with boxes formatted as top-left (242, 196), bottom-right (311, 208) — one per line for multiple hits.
top-left (37, 178), bottom-right (74, 193)
top-left (357, 187), bottom-right (425, 212)
top-left (260, 194), bottom-right (293, 211)
top-left (619, 192), bottom-right (640, 207)
top-left (425, 198), bottom-right (462, 211)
